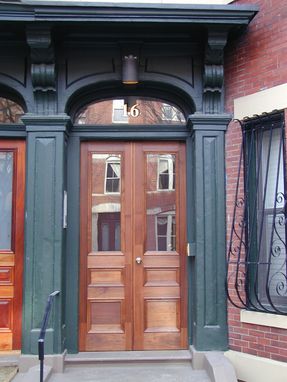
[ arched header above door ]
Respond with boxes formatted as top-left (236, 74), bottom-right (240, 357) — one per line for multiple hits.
top-left (74, 98), bottom-right (186, 126)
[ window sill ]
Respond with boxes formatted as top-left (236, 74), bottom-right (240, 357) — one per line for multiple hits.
top-left (240, 310), bottom-right (287, 329)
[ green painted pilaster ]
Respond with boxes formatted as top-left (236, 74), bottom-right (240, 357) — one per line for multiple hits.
top-left (21, 114), bottom-right (70, 355)
top-left (188, 114), bottom-right (230, 351)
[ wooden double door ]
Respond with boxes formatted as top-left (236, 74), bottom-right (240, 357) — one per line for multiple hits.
top-left (79, 141), bottom-right (187, 351)
top-left (0, 140), bottom-right (25, 350)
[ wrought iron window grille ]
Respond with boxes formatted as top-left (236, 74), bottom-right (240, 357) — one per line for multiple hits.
top-left (226, 111), bottom-right (287, 315)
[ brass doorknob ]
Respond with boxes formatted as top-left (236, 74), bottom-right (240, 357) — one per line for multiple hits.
top-left (135, 257), bottom-right (143, 264)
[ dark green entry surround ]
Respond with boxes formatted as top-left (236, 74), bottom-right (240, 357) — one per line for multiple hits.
top-left (0, 1), bottom-right (257, 355)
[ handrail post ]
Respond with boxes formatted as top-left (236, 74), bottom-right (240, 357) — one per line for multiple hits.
top-left (38, 290), bottom-right (60, 382)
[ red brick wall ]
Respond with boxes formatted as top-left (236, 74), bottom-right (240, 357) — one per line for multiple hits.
top-left (225, 0), bottom-right (287, 362)
top-left (225, 0), bottom-right (287, 112)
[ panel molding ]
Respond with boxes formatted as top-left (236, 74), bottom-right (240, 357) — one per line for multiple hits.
top-left (189, 114), bottom-right (229, 350)
top-left (22, 118), bottom-right (68, 354)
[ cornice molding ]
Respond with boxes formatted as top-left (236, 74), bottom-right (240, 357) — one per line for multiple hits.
top-left (187, 113), bottom-right (231, 131)
top-left (0, 2), bottom-right (258, 26)
top-left (21, 113), bottom-right (71, 133)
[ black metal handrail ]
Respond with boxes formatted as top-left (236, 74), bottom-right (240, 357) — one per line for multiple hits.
top-left (38, 290), bottom-right (60, 382)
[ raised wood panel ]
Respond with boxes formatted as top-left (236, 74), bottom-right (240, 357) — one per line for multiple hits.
top-left (143, 255), bottom-right (179, 268)
top-left (88, 301), bottom-right (123, 333)
top-left (0, 268), bottom-right (13, 285)
top-left (0, 299), bottom-right (12, 330)
top-left (144, 299), bottom-right (180, 333)
top-left (144, 269), bottom-right (179, 286)
top-left (143, 286), bottom-right (180, 299)
top-left (0, 332), bottom-right (12, 350)
top-left (0, 286), bottom-right (13, 298)
top-left (90, 269), bottom-right (124, 286)
top-left (88, 255), bottom-right (125, 268)
top-left (88, 286), bottom-right (124, 300)
top-left (0, 254), bottom-right (15, 266)
top-left (143, 332), bottom-right (181, 350)
top-left (85, 333), bottom-right (126, 351)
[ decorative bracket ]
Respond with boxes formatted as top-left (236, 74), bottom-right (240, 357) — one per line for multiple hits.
top-left (26, 26), bottom-right (57, 114)
top-left (203, 29), bottom-right (228, 114)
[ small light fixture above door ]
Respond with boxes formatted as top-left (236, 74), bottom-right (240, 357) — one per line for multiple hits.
top-left (122, 55), bottom-right (139, 85)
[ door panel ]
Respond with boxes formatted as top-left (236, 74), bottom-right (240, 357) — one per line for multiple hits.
top-left (80, 143), bottom-right (132, 351)
top-left (133, 143), bottom-right (187, 350)
top-left (79, 141), bottom-right (187, 351)
top-left (0, 140), bottom-right (25, 350)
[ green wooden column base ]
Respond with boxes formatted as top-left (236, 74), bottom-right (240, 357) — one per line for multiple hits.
top-left (21, 114), bottom-right (70, 355)
top-left (188, 114), bottom-right (230, 351)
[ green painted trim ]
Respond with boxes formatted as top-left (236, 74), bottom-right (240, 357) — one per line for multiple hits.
top-left (65, 129), bottom-right (190, 353)
top-left (21, 114), bottom-right (71, 130)
top-left (190, 125), bottom-right (228, 351)
top-left (65, 118), bottom-right (229, 353)
top-left (70, 132), bottom-right (190, 140)
top-left (22, 126), bottom-right (68, 354)
top-left (186, 135), bottom-right (195, 346)
top-left (188, 114), bottom-right (231, 131)
top-left (0, 2), bottom-right (258, 25)
top-left (0, 124), bottom-right (26, 138)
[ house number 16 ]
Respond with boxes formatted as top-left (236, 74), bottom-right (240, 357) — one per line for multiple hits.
top-left (123, 103), bottom-right (140, 118)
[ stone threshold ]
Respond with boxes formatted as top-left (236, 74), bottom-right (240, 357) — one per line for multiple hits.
top-left (65, 350), bottom-right (192, 364)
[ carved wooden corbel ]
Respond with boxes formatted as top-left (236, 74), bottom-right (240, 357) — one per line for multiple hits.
top-left (203, 29), bottom-right (228, 114)
top-left (26, 26), bottom-right (56, 114)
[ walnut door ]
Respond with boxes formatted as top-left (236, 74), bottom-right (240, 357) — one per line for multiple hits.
top-left (79, 141), bottom-right (187, 351)
top-left (0, 140), bottom-right (25, 350)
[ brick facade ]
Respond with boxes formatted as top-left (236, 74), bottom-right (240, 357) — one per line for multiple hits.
top-left (225, 0), bottom-right (287, 362)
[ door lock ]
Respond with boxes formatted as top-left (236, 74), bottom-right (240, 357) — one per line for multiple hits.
top-left (135, 257), bottom-right (143, 264)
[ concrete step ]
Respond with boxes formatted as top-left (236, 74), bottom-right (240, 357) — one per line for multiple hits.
top-left (50, 363), bottom-right (211, 382)
top-left (0, 353), bottom-right (20, 367)
top-left (12, 365), bottom-right (52, 382)
top-left (60, 350), bottom-right (212, 382)
top-left (65, 350), bottom-right (192, 366)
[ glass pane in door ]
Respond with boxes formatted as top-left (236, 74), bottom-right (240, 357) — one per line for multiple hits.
top-left (0, 152), bottom-right (13, 250)
top-left (146, 154), bottom-right (176, 251)
top-left (91, 154), bottom-right (121, 251)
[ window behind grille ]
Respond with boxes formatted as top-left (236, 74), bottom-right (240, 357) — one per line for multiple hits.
top-left (226, 112), bottom-right (287, 315)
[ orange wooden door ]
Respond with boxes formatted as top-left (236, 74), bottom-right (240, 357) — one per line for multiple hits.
top-left (0, 140), bottom-right (25, 350)
top-left (79, 141), bottom-right (187, 351)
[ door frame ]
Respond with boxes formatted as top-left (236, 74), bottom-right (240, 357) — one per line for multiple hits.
top-left (65, 124), bottom-right (193, 353)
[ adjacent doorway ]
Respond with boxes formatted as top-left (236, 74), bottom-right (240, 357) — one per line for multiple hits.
top-left (79, 141), bottom-right (187, 351)
top-left (0, 140), bottom-right (25, 350)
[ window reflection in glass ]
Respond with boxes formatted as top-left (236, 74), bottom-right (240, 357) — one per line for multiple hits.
top-left (158, 155), bottom-right (175, 190)
top-left (105, 158), bottom-right (121, 193)
top-left (0, 97), bottom-right (24, 123)
top-left (91, 154), bottom-right (121, 252)
top-left (157, 213), bottom-right (176, 251)
top-left (0, 152), bottom-right (13, 250)
top-left (75, 98), bottom-right (185, 125)
top-left (146, 154), bottom-right (176, 251)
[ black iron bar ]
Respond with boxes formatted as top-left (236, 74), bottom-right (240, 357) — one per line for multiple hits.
top-left (226, 112), bottom-right (287, 316)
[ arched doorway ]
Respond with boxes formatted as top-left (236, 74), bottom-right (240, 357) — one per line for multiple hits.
top-left (75, 98), bottom-right (188, 351)
top-left (0, 96), bottom-right (25, 350)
